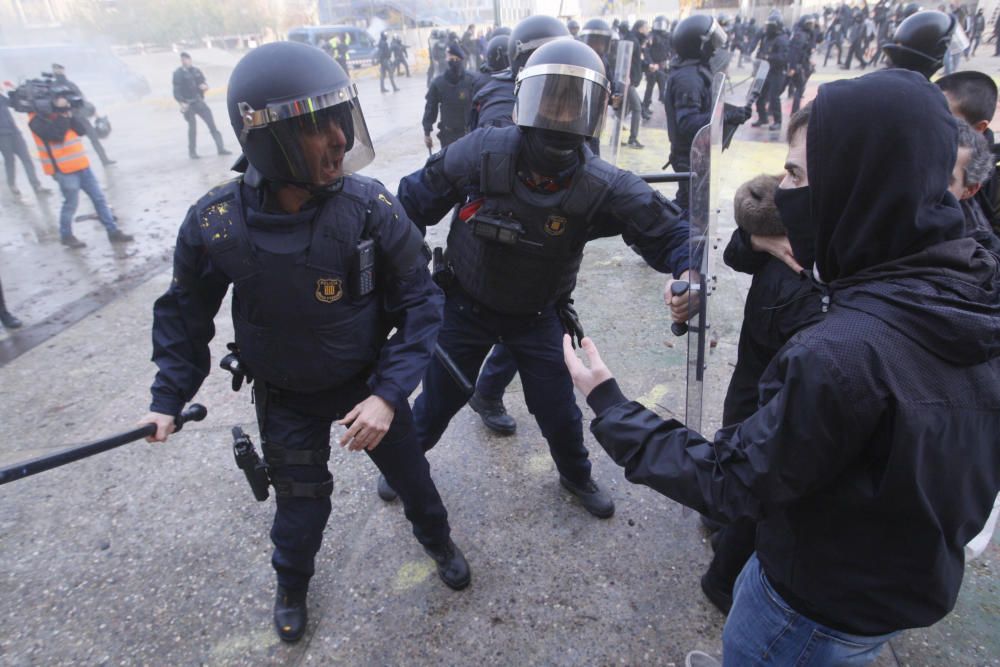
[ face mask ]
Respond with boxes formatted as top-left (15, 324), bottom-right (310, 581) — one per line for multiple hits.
top-left (773, 185), bottom-right (816, 270)
top-left (447, 60), bottom-right (464, 79)
top-left (522, 128), bottom-right (583, 176)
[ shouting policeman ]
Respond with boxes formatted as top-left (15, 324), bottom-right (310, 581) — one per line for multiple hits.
top-left (139, 42), bottom-right (470, 644)
top-left (394, 39), bottom-right (692, 519)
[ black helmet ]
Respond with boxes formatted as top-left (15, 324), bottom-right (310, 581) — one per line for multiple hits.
top-left (765, 10), bottom-right (783, 36)
top-left (883, 10), bottom-right (956, 78)
top-left (508, 15), bottom-right (571, 76)
top-left (492, 26), bottom-right (512, 37)
top-left (227, 41), bottom-right (374, 187)
top-left (900, 2), bottom-right (921, 19)
top-left (672, 15), bottom-right (728, 61)
top-left (580, 18), bottom-right (614, 57)
top-left (652, 15), bottom-right (669, 32)
top-left (486, 34), bottom-right (511, 71)
top-left (514, 38), bottom-right (610, 139)
top-left (567, 19), bottom-right (580, 35)
top-left (93, 115), bottom-right (111, 139)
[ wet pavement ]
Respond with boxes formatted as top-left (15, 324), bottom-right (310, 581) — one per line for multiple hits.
top-left (0, 49), bottom-right (997, 666)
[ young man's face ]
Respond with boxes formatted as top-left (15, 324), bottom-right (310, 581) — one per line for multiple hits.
top-left (780, 127), bottom-right (809, 189)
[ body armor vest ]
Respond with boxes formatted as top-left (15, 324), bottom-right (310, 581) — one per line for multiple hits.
top-left (664, 60), bottom-right (712, 159)
top-left (194, 177), bottom-right (384, 392)
top-left (446, 129), bottom-right (616, 314)
top-left (436, 73), bottom-right (475, 142)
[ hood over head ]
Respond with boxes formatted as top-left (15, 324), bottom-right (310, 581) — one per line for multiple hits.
top-left (808, 69), bottom-right (966, 283)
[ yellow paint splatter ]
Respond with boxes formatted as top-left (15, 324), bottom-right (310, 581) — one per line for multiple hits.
top-left (636, 384), bottom-right (668, 410)
top-left (391, 560), bottom-right (434, 592)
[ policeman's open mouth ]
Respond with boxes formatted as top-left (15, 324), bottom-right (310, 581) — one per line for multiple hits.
top-left (320, 153), bottom-right (343, 181)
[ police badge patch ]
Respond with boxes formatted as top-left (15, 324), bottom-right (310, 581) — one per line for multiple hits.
top-left (545, 215), bottom-right (568, 236)
top-left (315, 278), bottom-right (343, 303)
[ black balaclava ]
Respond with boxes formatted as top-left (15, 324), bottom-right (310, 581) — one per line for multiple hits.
top-left (521, 128), bottom-right (583, 176)
top-left (774, 185), bottom-right (816, 269)
top-left (808, 69), bottom-right (966, 284)
top-left (446, 59), bottom-right (464, 81)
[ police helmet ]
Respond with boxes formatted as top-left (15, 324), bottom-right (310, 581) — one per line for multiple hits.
top-left (580, 18), bottom-right (614, 57)
top-left (765, 10), bottom-right (783, 36)
top-left (93, 115), bottom-right (111, 139)
top-left (492, 26), bottom-right (512, 37)
top-left (486, 34), bottom-right (511, 71)
top-left (672, 15), bottom-right (728, 61)
top-left (717, 13), bottom-right (732, 30)
top-left (513, 38), bottom-right (610, 139)
top-left (508, 15), bottom-right (571, 77)
top-left (900, 2), bottom-right (921, 19)
top-left (567, 19), bottom-right (580, 36)
top-left (652, 15), bottom-right (669, 32)
top-left (227, 41), bottom-right (374, 187)
top-left (882, 10), bottom-right (956, 78)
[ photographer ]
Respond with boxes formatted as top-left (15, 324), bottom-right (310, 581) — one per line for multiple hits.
top-left (28, 95), bottom-right (133, 248)
top-left (52, 64), bottom-right (114, 166)
top-left (1, 85), bottom-right (49, 198)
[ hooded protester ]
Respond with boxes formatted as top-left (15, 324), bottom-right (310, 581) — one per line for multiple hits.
top-left (564, 69), bottom-right (1000, 665)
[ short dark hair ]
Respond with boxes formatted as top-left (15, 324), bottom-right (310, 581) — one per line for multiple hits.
top-left (936, 71), bottom-right (998, 125)
top-left (180, 51), bottom-right (191, 59)
top-left (787, 102), bottom-right (812, 143)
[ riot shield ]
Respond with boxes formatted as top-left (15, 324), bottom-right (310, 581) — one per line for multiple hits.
top-left (680, 72), bottom-right (725, 435)
top-left (723, 60), bottom-right (768, 150)
top-left (602, 39), bottom-right (633, 165)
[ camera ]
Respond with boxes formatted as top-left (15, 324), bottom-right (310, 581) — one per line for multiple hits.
top-left (9, 73), bottom-right (84, 115)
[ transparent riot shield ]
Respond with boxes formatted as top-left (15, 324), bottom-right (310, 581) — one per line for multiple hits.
top-left (681, 72), bottom-right (725, 435)
top-left (602, 39), bottom-right (633, 166)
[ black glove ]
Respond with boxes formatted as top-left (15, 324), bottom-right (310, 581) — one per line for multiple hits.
top-left (723, 102), bottom-right (753, 125)
top-left (557, 298), bottom-right (585, 348)
top-left (220, 342), bottom-right (253, 392)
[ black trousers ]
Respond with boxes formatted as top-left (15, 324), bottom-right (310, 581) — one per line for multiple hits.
top-left (823, 40), bottom-right (842, 66)
top-left (755, 73), bottom-right (785, 124)
top-left (255, 380), bottom-right (451, 591)
top-left (843, 40), bottom-right (867, 69)
top-left (0, 132), bottom-right (41, 191)
top-left (380, 61), bottom-right (398, 91)
top-left (642, 68), bottom-right (666, 109)
top-left (183, 100), bottom-right (224, 155)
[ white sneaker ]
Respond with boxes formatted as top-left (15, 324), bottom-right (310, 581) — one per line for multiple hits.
top-left (686, 650), bottom-right (722, 667)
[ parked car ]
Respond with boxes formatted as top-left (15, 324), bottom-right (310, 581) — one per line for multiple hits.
top-left (0, 44), bottom-right (151, 103)
top-left (287, 25), bottom-right (378, 67)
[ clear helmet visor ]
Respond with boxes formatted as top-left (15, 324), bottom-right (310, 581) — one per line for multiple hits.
top-left (652, 19), bottom-right (669, 31)
top-left (514, 65), bottom-right (610, 138)
top-left (238, 84), bottom-right (375, 186)
top-left (580, 29), bottom-right (612, 57)
top-left (707, 21), bottom-right (728, 51)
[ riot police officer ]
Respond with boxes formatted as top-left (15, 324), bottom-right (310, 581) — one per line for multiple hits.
top-left (140, 42), bottom-right (470, 644)
top-left (394, 38), bottom-right (693, 520)
top-left (882, 10), bottom-right (957, 79)
top-left (642, 15), bottom-right (672, 117)
top-left (752, 11), bottom-right (790, 131)
top-left (664, 15), bottom-right (749, 213)
top-left (423, 44), bottom-right (475, 151)
top-left (786, 15), bottom-right (817, 114)
top-left (473, 33), bottom-right (511, 96)
top-left (428, 30), bottom-right (448, 87)
top-left (469, 16), bottom-right (569, 130)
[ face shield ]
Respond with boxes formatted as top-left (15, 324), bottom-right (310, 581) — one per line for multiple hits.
top-left (652, 19), bottom-right (669, 32)
top-left (706, 20), bottom-right (728, 53)
top-left (237, 83), bottom-right (375, 187)
top-left (580, 29), bottom-right (612, 57)
top-left (511, 35), bottom-right (568, 68)
top-left (514, 64), bottom-right (610, 138)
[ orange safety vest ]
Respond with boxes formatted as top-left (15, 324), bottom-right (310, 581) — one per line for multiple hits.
top-left (29, 113), bottom-right (90, 176)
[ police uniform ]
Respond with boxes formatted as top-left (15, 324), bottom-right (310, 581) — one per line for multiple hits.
top-left (397, 123), bottom-right (690, 505)
top-left (469, 71), bottom-right (516, 130)
top-left (149, 170), bottom-right (453, 592)
top-left (423, 63), bottom-right (475, 147)
top-left (663, 58), bottom-right (713, 213)
top-left (755, 25), bottom-right (790, 127)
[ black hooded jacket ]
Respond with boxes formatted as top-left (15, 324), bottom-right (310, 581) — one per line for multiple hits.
top-left (585, 70), bottom-right (1000, 635)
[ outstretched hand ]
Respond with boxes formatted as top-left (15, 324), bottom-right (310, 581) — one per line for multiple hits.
top-left (563, 335), bottom-right (614, 398)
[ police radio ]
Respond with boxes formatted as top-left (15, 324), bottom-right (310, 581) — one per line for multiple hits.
top-left (353, 239), bottom-right (376, 298)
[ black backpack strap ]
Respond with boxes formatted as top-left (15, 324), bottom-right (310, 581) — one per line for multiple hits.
top-left (479, 128), bottom-right (516, 196)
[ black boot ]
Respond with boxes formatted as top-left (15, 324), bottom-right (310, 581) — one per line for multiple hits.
top-left (468, 392), bottom-right (517, 434)
top-left (423, 539), bottom-right (471, 590)
top-left (273, 585), bottom-right (308, 642)
top-left (376, 474), bottom-right (398, 502)
top-left (559, 475), bottom-right (615, 518)
top-left (0, 310), bottom-right (22, 329)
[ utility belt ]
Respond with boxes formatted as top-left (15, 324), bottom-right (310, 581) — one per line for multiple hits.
top-left (223, 346), bottom-right (374, 502)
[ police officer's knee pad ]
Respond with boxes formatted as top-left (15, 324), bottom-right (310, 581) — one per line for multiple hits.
top-left (263, 442), bottom-right (335, 499)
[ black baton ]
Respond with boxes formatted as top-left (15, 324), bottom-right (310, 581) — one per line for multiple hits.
top-left (434, 344), bottom-right (474, 397)
top-left (0, 404), bottom-right (208, 485)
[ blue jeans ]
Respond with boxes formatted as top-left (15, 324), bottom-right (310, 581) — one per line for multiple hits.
top-left (723, 554), bottom-right (897, 666)
top-left (54, 167), bottom-right (118, 238)
top-left (414, 288), bottom-right (591, 486)
top-left (475, 344), bottom-right (518, 401)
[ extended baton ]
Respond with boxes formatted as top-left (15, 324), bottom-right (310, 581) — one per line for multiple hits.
top-left (0, 404), bottom-right (208, 485)
top-left (434, 344), bottom-right (474, 397)
top-left (639, 172), bottom-right (693, 184)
